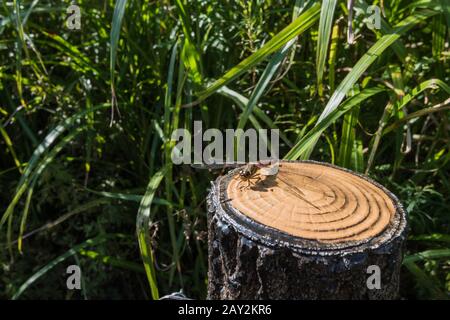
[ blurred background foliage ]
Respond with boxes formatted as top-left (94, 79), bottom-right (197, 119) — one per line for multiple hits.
top-left (0, 0), bottom-right (449, 299)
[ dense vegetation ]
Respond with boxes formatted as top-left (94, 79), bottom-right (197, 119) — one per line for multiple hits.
top-left (0, 0), bottom-right (449, 299)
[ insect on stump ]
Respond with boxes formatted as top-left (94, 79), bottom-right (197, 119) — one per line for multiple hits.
top-left (207, 161), bottom-right (407, 299)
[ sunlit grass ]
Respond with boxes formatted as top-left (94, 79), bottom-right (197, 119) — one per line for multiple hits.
top-left (0, 0), bottom-right (449, 299)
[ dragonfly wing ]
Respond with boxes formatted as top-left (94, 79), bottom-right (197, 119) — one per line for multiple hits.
top-left (190, 163), bottom-right (226, 170)
top-left (277, 176), bottom-right (321, 210)
top-left (190, 162), bottom-right (245, 171)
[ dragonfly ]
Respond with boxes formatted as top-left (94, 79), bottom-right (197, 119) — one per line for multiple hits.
top-left (191, 161), bottom-right (326, 210)
top-left (191, 160), bottom-right (279, 188)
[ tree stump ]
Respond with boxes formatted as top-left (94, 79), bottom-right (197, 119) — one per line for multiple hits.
top-left (206, 161), bottom-right (407, 299)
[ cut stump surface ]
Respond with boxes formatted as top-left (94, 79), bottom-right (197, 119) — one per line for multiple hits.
top-left (227, 162), bottom-right (395, 243)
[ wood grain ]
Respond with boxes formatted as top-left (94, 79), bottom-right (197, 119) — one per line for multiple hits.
top-left (226, 162), bottom-right (395, 243)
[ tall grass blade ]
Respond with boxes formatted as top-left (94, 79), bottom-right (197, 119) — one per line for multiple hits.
top-left (84, 188), bottom-right (171, 206)
top-left (328, 22), bottom-right (340, 93)
top-left (136, 167), bottom-right (167, 300)
top-left (337, 106), bottom-right (360, 169)
top-left (78, 249), bottom-right (144, 274)
top-left (404, 249), bottom-right (450, 263)
top-left (110, 0), bottom-right (128, 123)
top-left (175, 0), bottom-right (202, 85)
top-left (432, 14), bottom-right (446, 59)
top-left (0, 126), bottom-right (23, 173)
top-left (316, 0), bottom-right (337, 96)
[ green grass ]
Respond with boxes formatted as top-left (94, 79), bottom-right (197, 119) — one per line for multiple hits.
top-left (0, 0), bottom-right (449, 299)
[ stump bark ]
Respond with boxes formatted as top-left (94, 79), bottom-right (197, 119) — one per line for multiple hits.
top-left (207, 161), bottom-right (407, 300)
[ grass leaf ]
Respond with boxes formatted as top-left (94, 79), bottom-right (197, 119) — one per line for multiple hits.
top-left (316, 0), bottom-right (337, 96)
top-left (110, 0), bottom-right (128, 120)
top-left (136, 167), bottom-right (167, 300)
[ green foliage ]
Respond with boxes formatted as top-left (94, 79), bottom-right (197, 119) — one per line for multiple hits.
top-left (0, 0), bottom-right (449, 299)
